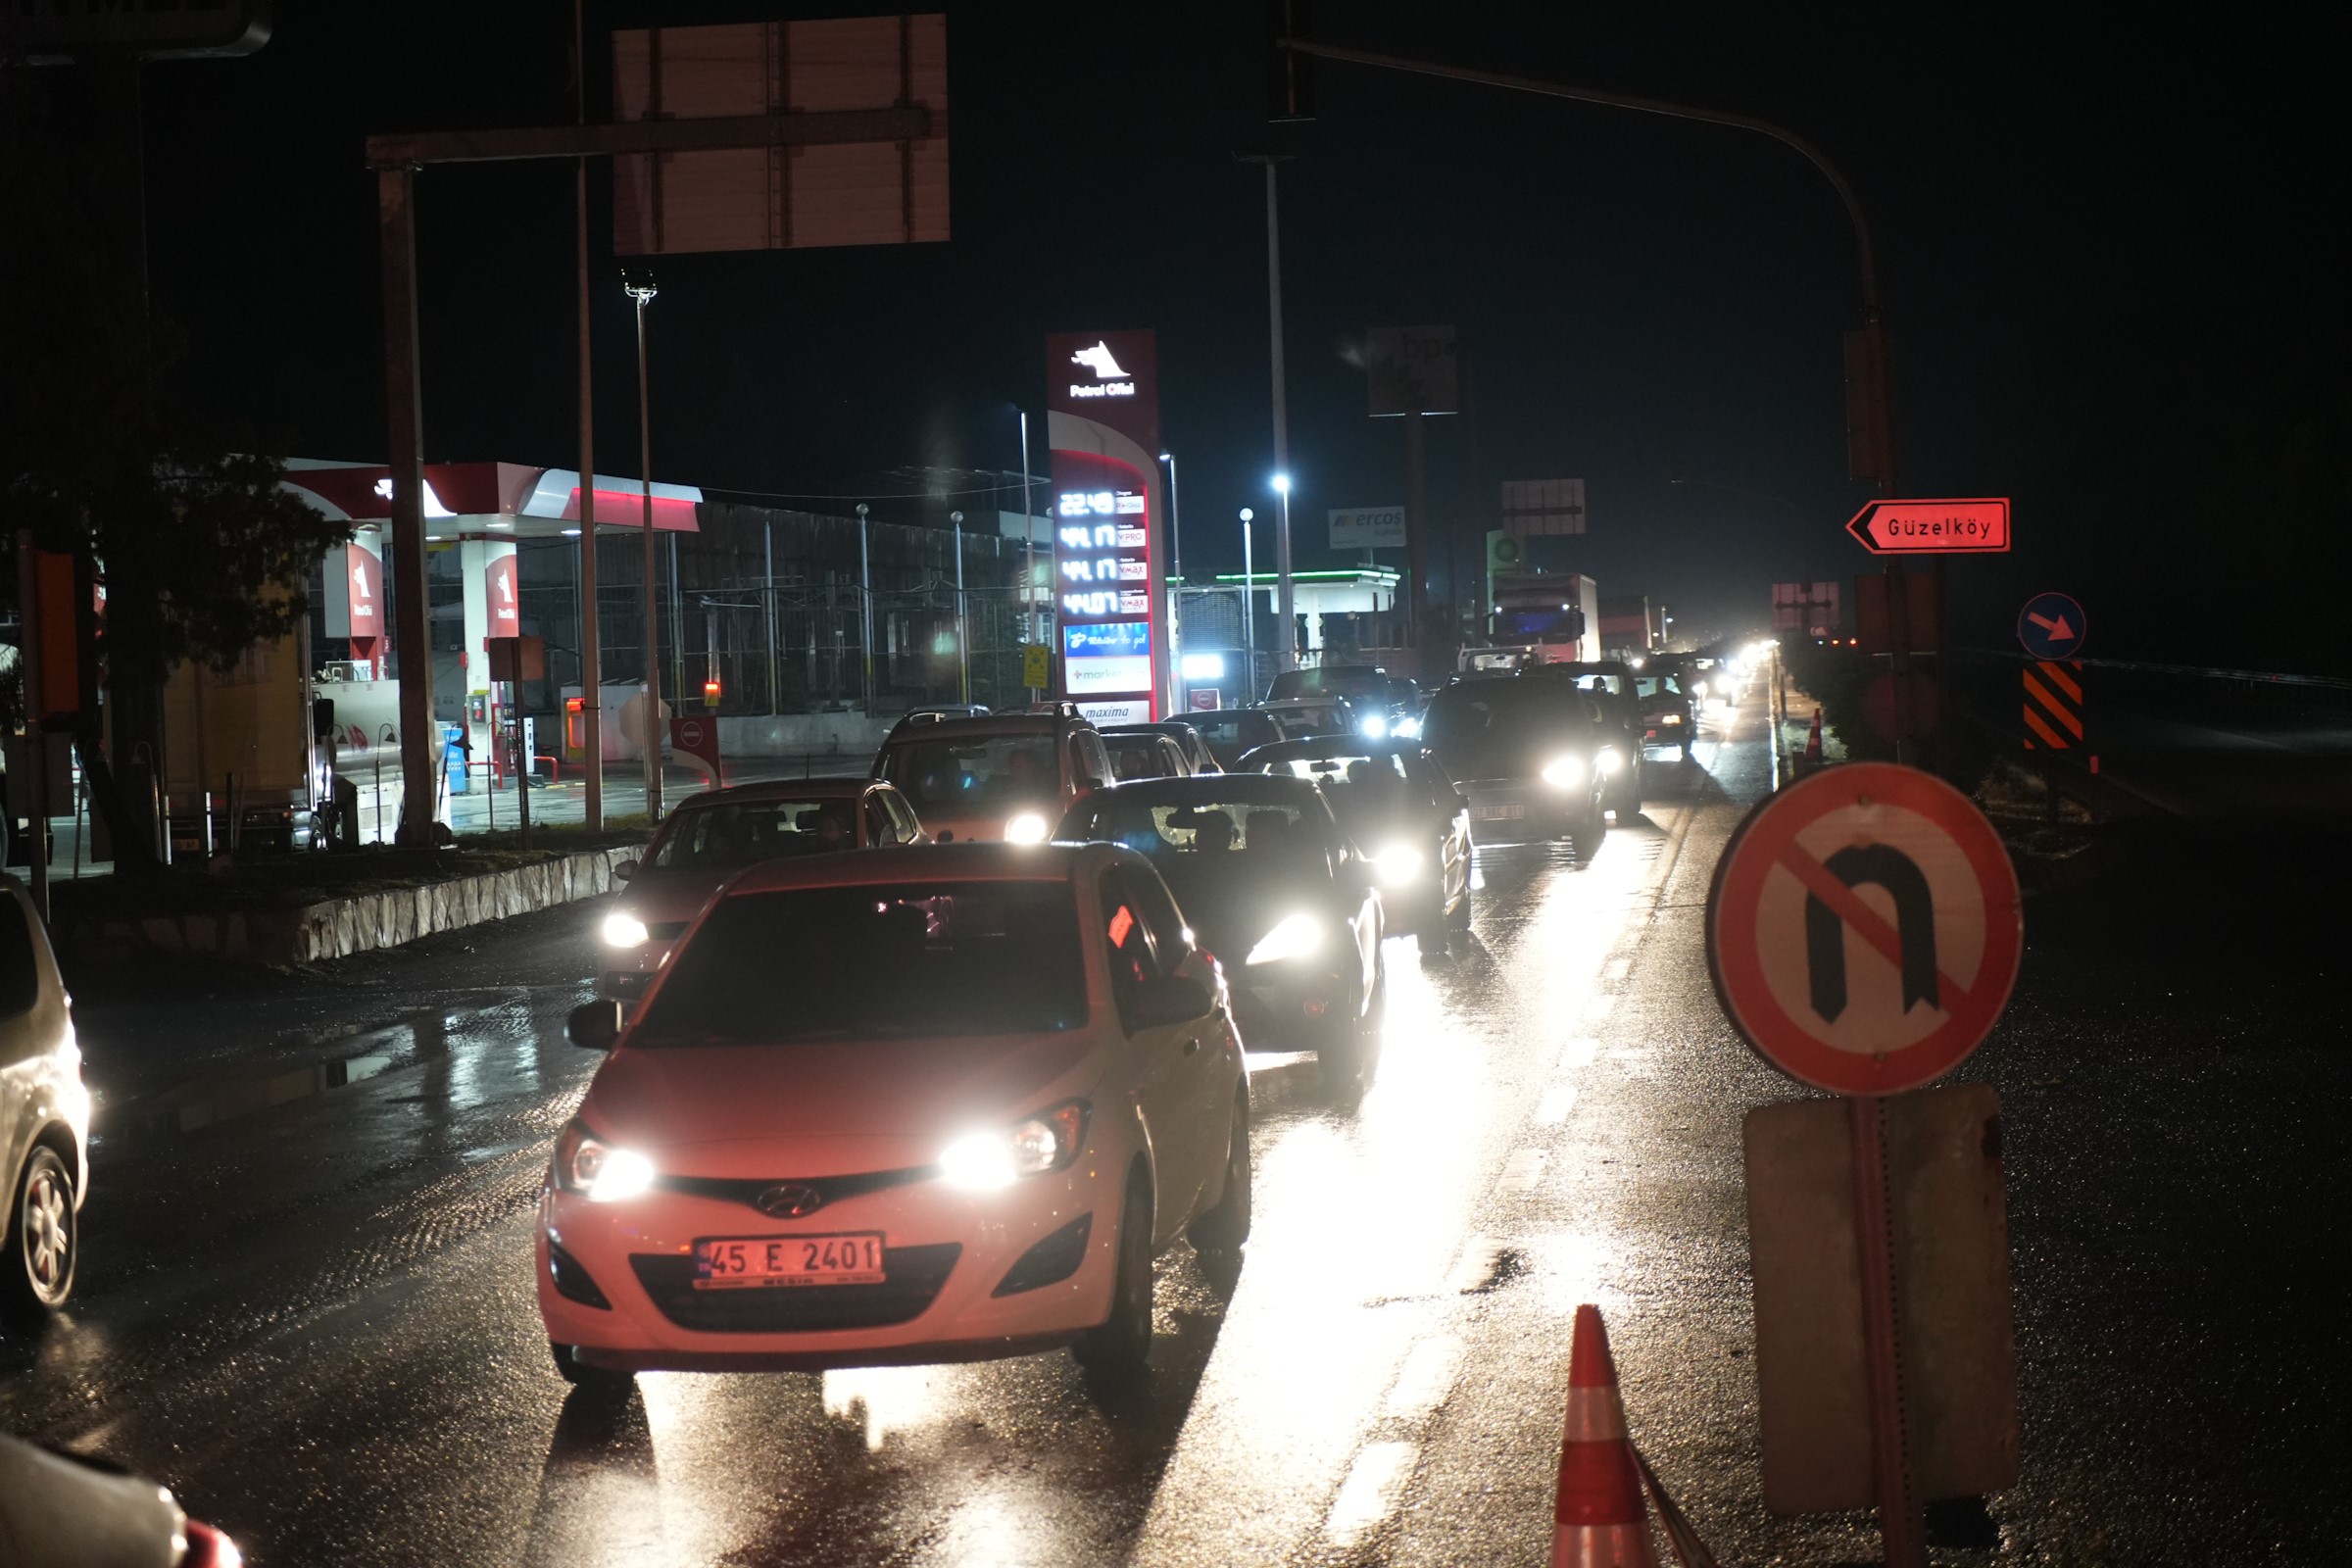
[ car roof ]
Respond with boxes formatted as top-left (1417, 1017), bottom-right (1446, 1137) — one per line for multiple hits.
top-left (721, 841), bottom-right (1119, 897)
top-left (877, 713), bottom-right (1072, 742)
top-left (1087, 772), bottom-right (1323, 805)
top-left (1188, 708), bottom-right (1276, 722)
top-left (1240, 734), bottom-right (1419, 761)
top-left (1103, 720), bottom-right (1201, 736)
top-left (665, 775), bottom-right (877, 807)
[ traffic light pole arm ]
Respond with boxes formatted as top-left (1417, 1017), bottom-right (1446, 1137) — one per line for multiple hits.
top-left (1275, 38), bottom-right (1883, 319)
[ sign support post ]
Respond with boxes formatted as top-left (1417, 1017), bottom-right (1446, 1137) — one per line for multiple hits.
top-left (1849, 1095), bottom-right (1926, 1568)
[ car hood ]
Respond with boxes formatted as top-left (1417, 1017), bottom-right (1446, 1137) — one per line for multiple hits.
top-left (613, 867), bottom-right (736, 927)
top-left (1428, 727), bottom-right (1593, 781)
top-left (1153, 860), bottom-right (1336, 960)
top-left (584, 1029), bottom-right (1102, 1153)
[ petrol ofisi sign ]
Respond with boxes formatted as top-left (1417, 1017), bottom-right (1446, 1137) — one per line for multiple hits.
top-left (1047, 329), bottom-right (1165, 724)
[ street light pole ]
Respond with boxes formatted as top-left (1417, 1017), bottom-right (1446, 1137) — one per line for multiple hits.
top-left (1242, 154), bottom-right (1297, 673)
top-left (1240, 507), bottom-right (1256, 698)
top-left (856, 502), bottom-right (873, 713)
top-left (1018, 410), bottom-right (1039, 703)
top-left (951, 510), bottom-right (968, 706)
top-left (624, 270), bottom-right (662, 823)
top-left (1159, 450), bottom-right (1183, 711)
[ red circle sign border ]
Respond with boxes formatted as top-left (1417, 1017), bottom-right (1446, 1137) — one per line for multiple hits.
top-left (1706, 762), bottom-right (2023, 1096)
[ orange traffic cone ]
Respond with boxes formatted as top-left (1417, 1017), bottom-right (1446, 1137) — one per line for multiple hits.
top-left (1803, 708), bottom-right (1824, 764)
top-left (1552, 1303), bottom-right (1656, 1568)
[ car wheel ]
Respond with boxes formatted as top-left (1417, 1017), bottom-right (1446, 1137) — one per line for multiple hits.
top-left (1187, 1094), bottom-right (1252, 1258)
top-left (1074, 1172), bottom-right (1154, 1375)
top-left (549, 1341), bottom-right (636, 1394)
top-left (2, 1145), bottom-right (77, 1324)
top-left (1680, 740), bottom-right (1695, 761)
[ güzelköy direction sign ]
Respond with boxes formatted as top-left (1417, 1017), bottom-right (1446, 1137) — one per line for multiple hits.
top-left (1707, 762), bottom-right (2024, 1096)
top-left (1845, 498), bottom-right (2012, 555)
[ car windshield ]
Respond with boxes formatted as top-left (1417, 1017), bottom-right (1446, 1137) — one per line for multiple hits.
top-left (1085, 797), bottom-right (1329, 865)
top-left (1267, 667), bottom-right (1386, 704)
top-left (1425, 682), bottom-right (1590, 743)
top-left (1104, 735), bottom-right (1170, 780)
top-left (631, 881), bottom-right (1088, 1043)
top-left (647, 798), bottom-right (858, 870)
top-left (878, 734), bottom-right (1059, 813)
top-left (1192, 712), bottom-right (1281, 753)
top-left (1635, 674), bottom-right (1685, 699)
top-left (1267, 751), bottom-right (1425, 822)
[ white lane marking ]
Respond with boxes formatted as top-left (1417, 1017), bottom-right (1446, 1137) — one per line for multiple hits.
top-left (1495, 1148), bottom-right (1547, 1194)
top-left (1385, 1334), bottom-right (1465, 1422)
top-left (1560, 1037), bottom-right (1600, 1069)
top-left (1534, 1084), bottom-right (1579, 1126)
top-left (1603, 956), bottom-right (1632, 983)
top-left (1325, 1441), bottom-right (1419, 1546)
top-left (1586, 993), bottom-right (1616, 1020)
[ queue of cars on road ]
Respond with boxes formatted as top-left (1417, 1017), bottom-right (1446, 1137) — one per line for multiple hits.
top-left (555, 659), bottom-right (1726, 1390)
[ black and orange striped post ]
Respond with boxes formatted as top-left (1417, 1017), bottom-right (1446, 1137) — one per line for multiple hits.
top-left (2022, 660), bottom-right (2082, 752)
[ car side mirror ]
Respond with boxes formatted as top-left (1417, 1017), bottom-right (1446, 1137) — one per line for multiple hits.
top-left (567, 1000), bottom-right (622, 1051)
top-left (613, 858), bottom-right (636, 881)
top-left (1130, 975), bottom-right (1212, 1031)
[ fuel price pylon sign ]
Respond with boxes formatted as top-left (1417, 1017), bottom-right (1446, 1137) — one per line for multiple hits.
top-left (1707, 763), bottom-right (2024, 1096)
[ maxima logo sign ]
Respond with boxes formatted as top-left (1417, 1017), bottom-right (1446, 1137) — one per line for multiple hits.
top-left (1067, 339), bottom-right (1137, 400)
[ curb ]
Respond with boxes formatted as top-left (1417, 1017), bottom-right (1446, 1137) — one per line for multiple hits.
top-left (74, 845), bottom-right (634, 965)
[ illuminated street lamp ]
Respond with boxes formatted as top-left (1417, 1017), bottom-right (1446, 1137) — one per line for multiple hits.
top-left (622, 269), bottom-right (663, 821)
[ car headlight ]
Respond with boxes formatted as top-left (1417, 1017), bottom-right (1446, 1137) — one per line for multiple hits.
top-left (1359, 713), bottom-right (1389, 739)
top-left (1004, 811), bottom-right (1050, 844)
top-left (1391, 715), bottom-right (1421, 739)
top-left (1247, 911), bottom-right (1325, 965)
top-left (1595, 748), bottom-right (1624, 775)
top-left (1541, 755), bottom-right (1586, 789)
top-left (938, 1101), bottom-right (1089, 1190)
top-left (1369, 843), bottom-right (1424, 885)
top-left (601, 910), bottom-right (649, 948)
top-left (554, 1120), bottom-right (658, 1202)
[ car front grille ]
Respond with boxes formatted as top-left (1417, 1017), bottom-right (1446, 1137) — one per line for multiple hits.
top-left (655, 1166), bottom-right (936, 1215)
top-left (629, 1243), bottom-right (962, 1333)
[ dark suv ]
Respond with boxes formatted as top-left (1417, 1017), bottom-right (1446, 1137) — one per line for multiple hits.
top-left (1420, 676), bottom-right (1612, 855)
top-left (1632, 667), bottom-right (1696, 760)
top-left (1525, 662), bottom-right (1643, 818)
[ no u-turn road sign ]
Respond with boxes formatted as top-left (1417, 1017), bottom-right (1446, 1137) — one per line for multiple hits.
top-left (1707, 763), bottom-right (2024, 1096)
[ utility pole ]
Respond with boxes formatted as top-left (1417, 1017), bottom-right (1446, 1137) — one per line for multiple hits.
top-left (1242, 154), bottom-right (1297, 672)
top-left (570, 0), bottom-right (603, 830)
top-left (857, 503), bottom-right (873, 712)
top-left (624, 270), bottom-right (662, 822)
top-left (1160, 450), bottom-right (1183, 711)
top-left (952, 511), bottom-right (968, 706)
top-left (1018, 412), bottom-right (1039, 703)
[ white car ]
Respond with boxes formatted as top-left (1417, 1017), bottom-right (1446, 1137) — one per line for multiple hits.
top-left (1, 876), bottom-right (90, 1324)
top-left (540, 843), bottom-right (1250, 1384)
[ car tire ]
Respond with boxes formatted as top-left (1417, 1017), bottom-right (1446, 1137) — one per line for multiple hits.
top-left (1680, 740), bottom-right (1695, 761)
top-left (1187, 1094), bottom-right (1252, 1259)
top-left (2, 1144), bottom-right (77, 1324)
top-left (549, 1341), bottom-right (636, 1394)
top-left (1074, 1172), bottom-right (1155, 1376)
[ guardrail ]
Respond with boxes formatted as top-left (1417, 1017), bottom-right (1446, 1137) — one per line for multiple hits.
top-left (1952, 648), bottom-right (2352, 709)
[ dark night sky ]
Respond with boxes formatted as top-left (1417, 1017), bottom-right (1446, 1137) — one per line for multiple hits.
top-left (130, 4), bottom-right (2346, 658)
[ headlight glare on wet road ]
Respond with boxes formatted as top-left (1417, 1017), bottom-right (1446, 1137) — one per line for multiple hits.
top-left (1541, 755), bottom-right (1586, 789)
top-left (1248, 911), bottom-right (1325, 965)
top-left (601, 910), bottom-right (649, 948)
top-left (1004, 811), bottom-right (1051, 844)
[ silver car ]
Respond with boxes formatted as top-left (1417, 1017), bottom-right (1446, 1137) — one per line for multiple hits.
top-left (2, 876), bottom-right (90, 1323)
top-left (598, 778), bottom-right (923, 1001)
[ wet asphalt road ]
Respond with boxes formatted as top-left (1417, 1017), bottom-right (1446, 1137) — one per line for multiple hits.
top-left (7, 691), bottom-right (2345, 1565)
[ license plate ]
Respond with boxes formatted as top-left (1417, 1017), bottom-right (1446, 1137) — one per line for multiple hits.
top-left (693, 1232), bottom-right (886, 1290)
top-left (1472, 803), bottom-right (1525, 820)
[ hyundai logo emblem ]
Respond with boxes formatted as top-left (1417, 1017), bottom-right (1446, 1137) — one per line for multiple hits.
top-left (756, 1183), bottom-right (827, 1219)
